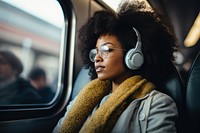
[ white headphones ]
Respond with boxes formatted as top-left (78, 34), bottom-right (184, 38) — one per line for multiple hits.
top-left (125, 27), bottom-right (144, 70)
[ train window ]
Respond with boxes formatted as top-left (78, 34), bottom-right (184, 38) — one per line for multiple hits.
top-left (0, 0), bottom-right (65, 105)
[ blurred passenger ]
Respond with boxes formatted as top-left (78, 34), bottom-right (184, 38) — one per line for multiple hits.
top-left (0, 50), bottom-right (41, 104)
top-left (28, 67), bottom-right (54, 103)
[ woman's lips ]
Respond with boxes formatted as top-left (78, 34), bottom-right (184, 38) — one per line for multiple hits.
top-left (95, 66), bottom-right (105, 72)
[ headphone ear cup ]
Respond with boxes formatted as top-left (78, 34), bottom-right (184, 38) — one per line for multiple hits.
top-left (125, 48), bottom-right (144, 70)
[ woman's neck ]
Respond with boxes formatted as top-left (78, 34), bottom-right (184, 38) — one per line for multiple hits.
top-left (111, 72), bottom-right (133, 92)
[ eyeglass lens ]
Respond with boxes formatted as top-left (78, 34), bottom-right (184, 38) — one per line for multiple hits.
top-left (89, 45), bottom-right (109, 62)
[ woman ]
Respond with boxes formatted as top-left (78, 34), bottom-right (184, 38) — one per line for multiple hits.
top-left (53, 1), bottom-right (178, 133)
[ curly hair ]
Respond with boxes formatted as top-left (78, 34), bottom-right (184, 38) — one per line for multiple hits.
top-left (78, 1), bottom-right (178, 89)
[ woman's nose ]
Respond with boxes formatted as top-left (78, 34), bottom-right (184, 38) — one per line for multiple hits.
top-left (94, 53), bottom-right (103, 62)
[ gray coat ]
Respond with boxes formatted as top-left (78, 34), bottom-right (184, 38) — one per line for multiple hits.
top-left (53, 90), bottom-right (178, 133)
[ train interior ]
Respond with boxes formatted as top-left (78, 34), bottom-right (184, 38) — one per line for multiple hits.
top-left (0, 0), bottom-right (199, 132)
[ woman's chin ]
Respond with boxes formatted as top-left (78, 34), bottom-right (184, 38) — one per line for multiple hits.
top-left (97, 75), bottom-right (108, 81)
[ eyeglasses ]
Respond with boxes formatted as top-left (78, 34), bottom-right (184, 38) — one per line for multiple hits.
top-left (89, 44), bottom-right (126, 62)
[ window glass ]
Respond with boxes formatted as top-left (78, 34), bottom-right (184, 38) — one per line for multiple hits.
top-left (0, 0), bottom-right (65, 105)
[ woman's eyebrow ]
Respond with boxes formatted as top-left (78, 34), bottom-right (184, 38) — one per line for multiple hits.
top-left (102, 42), bottom-right (114, 46)
top-left (95, 42), bottom-right (115, 49)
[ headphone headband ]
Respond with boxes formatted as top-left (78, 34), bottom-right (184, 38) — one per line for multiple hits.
top-left (132, 27), bottom-right (141, 42)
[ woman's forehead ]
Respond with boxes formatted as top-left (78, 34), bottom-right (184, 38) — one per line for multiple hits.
top-left (96, 34), bottom-right (121, 47)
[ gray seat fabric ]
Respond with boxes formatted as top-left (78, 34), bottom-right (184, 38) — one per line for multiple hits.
top-left (71, 67), bottom-right (91, 100)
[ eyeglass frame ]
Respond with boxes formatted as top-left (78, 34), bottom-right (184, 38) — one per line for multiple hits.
top-left (89, 42), bottom-right (126, 62)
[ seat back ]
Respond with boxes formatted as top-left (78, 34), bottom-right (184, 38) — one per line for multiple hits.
top-left (186, 51), bottom-right (200, 132)
top-left (71, 67), bottom-right (91, 100)
top-left (162, 63), bottom-right (186, 133)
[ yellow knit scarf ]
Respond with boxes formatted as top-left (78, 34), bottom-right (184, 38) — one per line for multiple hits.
top-left (59, 75), bottom-right (155, 133)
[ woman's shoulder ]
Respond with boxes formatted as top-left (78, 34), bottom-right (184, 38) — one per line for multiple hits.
top-left (149, 90), bottom-right (177, 106)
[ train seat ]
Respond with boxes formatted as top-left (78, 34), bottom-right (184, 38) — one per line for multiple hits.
top-left (162, 63), bottom-right (186, 133)
top-left (71, 67), bottom-right (91, 100)
top-left (186, 51), bottom-right (200, 133)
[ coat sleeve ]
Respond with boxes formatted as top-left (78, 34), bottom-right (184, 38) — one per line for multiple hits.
top-left (145, 91), bottom-right (178, 133)
top-left (52, 98), bottom-right (76, 133)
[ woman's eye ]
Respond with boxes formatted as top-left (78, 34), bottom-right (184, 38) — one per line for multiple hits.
top-left (101, 45), bottom-right (109, 52)
top-left (103, 49), bottom-right (110, 53)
